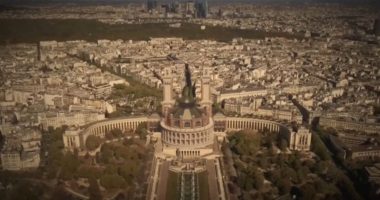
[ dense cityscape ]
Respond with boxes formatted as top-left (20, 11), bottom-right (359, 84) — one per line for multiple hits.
top-left (0, 0), bottom-right (380, 200)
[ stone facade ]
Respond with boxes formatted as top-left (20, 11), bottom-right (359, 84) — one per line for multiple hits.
top-left (288, 126), bottom-right (312, 151)
top-left (62, 66), bottom-right (310, 155)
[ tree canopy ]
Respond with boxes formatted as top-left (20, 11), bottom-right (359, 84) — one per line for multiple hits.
top-left (100, 174), bottom-right (126, 189)
top-left (228, 130), bottom-right (261, 156)
top-left (86, 135), bottom-right (102, 151)
top-left (88, 178), bottom-right (102, 200)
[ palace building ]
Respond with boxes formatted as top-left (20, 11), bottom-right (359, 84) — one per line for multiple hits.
top-left (62, 65), bottom-right (312, 200)
top-left (159, 65), bottom-right (216, 159)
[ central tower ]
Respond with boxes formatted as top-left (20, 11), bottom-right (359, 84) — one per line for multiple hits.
top-left (161, 67), bottom-right (175, 115)
top-left (160, 65), bottom-right (215, 159)
top-left (149, 65), bottom-right (227, 200)
top-left (200, 67), bottom-right (212, 117)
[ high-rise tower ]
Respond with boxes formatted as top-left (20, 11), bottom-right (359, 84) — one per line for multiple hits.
top-left (161, 67), bottom-right (175, 115)
top-left (147, 0), bottom-right (158, 11)
top-left (200, 67), bottom-right (212, 116)
top-left (374, 18), bottom-right (380, 36)
top-left (195, 0), bottom-right (208, 18)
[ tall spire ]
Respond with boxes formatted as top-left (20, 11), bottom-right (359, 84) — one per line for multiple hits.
top-left (161, 67), bottom-right (174, 114)
top-left (200, 67), bottom-right (212, 116)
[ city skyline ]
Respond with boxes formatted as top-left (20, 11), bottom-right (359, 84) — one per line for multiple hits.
top-left (0, 1), bottom-right (379, 200)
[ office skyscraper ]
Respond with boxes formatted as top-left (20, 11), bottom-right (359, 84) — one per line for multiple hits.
top-left (195, 0), bottom-right (208, 18)
top-left (375, 19), bottom-right (380, 36)
top-left (147, 0), bottom-right (158, 11)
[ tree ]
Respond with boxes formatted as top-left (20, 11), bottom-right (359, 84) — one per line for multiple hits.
top-left (60, 152), bottom-right (80, 180)
top-left (0, 131), bottom-right (4, 144)
top-left (235, 170), bottom-right (246, 188)
top-left (267, 170), bottom-right (281, 185)
top-left (282, 166), bottom-right (298, 184)
top-left (244, 178), bottom-right (254, 191)
top-left (262, 133), bottom-right (276, 148)
top-left (244, 165), bottom-right (264, 191)
top-left (100, 174), bottom-right (126, 189)
top-left (258, 156), bottom-right (268, 169)
top-left (299, 183), bottom-right (316, 200)
top-left (88, 178), bottom-right (102, 200)
top-left (229, 130), bottom-right (261, 156)
top-left (9, 181), bottom-right (43, 200)
top-left (313, 178), bottom-right (339, 197)
top-left (99, 143), bottom-right (113, 164)
top-left (111, 83), bottom-right (161, 100)
top-left (278, 178), bottom-right (292, 195)
top-left (290, 157), bottom-right (302, 171)
top-left (336, 172), bottom-right (362, 200)
top-left (111, 128), bottom-right (123, 138)
top-left (275, 154), bottom-right (286, 167)
top-left (118, 162), bottom-right (139, 184)
top-left (86, 135), bottom-right (102, 151)
top-left (76, 166), bottom-right (102, 179)
top-left (52, 186), bottom-right (74, 200)
top-left (313, 160), bottom-right (328, 175)
top-left (105, 128), bottom-right (123, 140)
top-left (242, 192), bottom-right (253, 200)
top-left (135, 122), bottom-right (148, 139)
top-left (296, 166), bottom-right (310, 183)
top-left (46, 134), bottom-right (64, 178)
top-left (253, 171), bottom-right (264, 191)
top-left (105, 132), bottom-right (114, 140)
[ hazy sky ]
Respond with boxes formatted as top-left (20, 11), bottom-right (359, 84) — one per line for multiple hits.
top-left (0, 0), bottom-right (377, 2)
top-left (0, 0), bottom-right (379, 6)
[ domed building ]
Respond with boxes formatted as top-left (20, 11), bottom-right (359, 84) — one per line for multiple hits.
top-left (159, 65), bottom-right (216, 159)
top-left (60, 64), bottom-right (312, 200)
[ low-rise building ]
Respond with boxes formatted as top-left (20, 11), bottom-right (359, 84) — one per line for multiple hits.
top-left (288, 126), bottom-right (312, 151)
top-left (320, 116), bottom-right (380, 134)
top-left (349, 146), bottom-right (380, 160)
top-left (38, 111), bottom-right (105, 130)
top-left (328, 132), bottom-right (380, 160)
top-left (1, 128), bottom-right (41, 171)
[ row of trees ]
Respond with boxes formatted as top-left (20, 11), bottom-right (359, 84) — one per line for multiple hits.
top-left (86, 135), bottom-right (103, 151)
top-left (228, 130), bottom-right (261, 156)
top-left (86, 123), bottom-right (148, 151)
top-left (42, 124), bottom-right (151, 198)
top-left (225, 127), bottom-right (363, 200)
top-left (105, 128), bottom-right (123, 140)
top-left (45, 126), bottom-right (67, 178)
top-left (135, 122), bottom-right (148, 139)
top-left (111, 83), bottom-right (161, 100)
top-left (94, 141), bottom-right (148, 190)
top-left (55, 140), bottom-right (149, 196)
top-left (236, 165), bottom-right (264, 191)
top-left (227, 131), bottom-right (266, 195)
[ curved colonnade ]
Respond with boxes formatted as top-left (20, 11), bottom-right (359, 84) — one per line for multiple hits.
top-left (84, 117), bottom-right (148, 138)
top-left (223, 117), bottom-right (288, 134)
top-left (63, 116), bottom-right (149, 150)
top-left (63, 115), bottom-right (290, 151)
